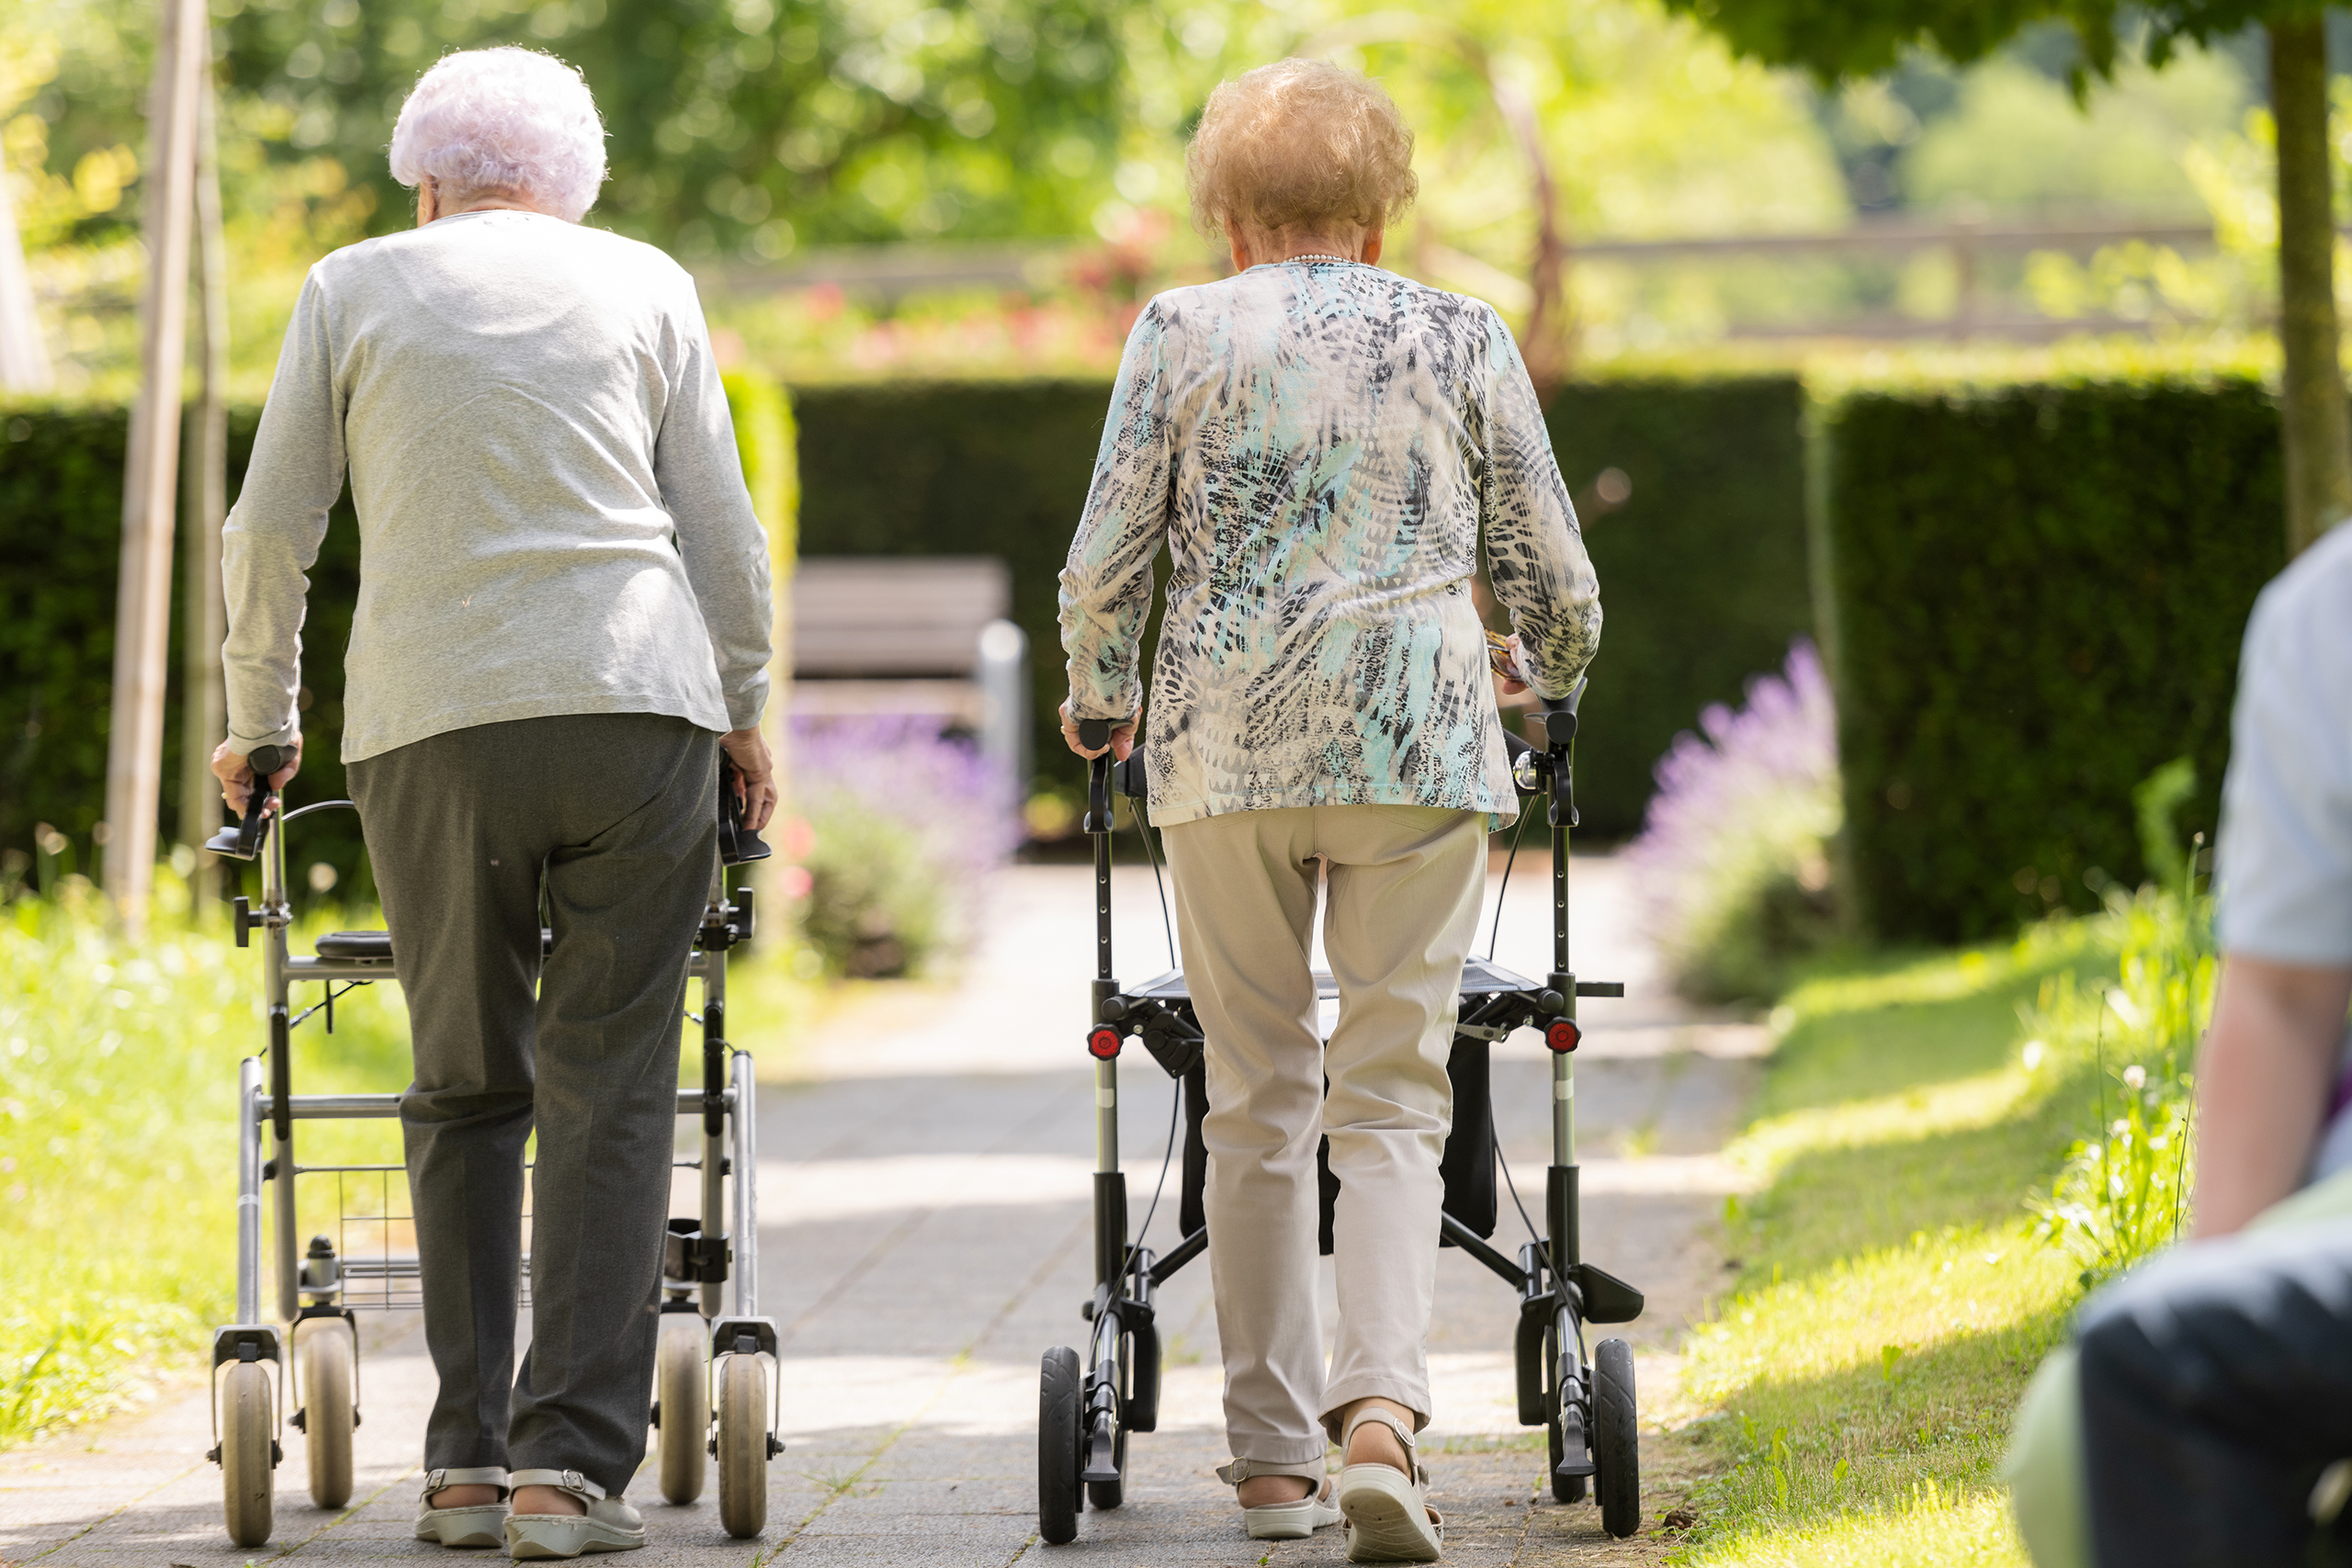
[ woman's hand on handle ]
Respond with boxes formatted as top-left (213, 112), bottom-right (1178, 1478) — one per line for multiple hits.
top-left (1489, 631), bottom-right (1532, 696)
top-left (211, 736), bottom-right (303, 818)
top-left (1058, 701), bottom-right (1136, 761)
top-left (720, 728), bottom-right (778, 833)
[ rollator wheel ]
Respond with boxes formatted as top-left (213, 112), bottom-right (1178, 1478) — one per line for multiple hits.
top-left (1592, 1338), bottom-right (1641, 1540)
top-left (220, 1359), bottom-right (277, 1547)
top-left (297, 1317), bottom-right (356, 1509)
top-left (653, 1314), bottom-right (707, 1505)
top-left (1544, 1325), bottom-right (1587, 1505)
top-left (1037, 1346), bottom-right (1082, 1544)
top-left (716, 1351), bottom-right (769, 1538)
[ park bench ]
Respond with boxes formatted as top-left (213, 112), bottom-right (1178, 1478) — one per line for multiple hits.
top-left (788, 555), bottom-right (1030, 813)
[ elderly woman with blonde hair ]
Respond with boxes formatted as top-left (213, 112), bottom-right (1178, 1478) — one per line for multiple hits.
top-left (214, 46), bottom-right (775, 1561)
top-left (1058, 57), bottom-right (1600, 1564)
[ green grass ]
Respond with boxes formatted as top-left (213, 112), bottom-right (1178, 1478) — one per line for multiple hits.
top-left (0, 871), bottom-right (818, 1449)
top-left (1666, 922), bottom-right (2121, 1566)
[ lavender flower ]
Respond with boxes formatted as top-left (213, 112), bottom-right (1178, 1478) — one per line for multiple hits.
top-left (785, 716), bottom-right (1020, 977)
top-left (1621, 639), bottom-right (1842, 1000)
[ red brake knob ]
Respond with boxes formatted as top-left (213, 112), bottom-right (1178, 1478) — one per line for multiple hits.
top-left (1544, 1019), bottom-right (1582, 1054)
top-left (1087, 1026), bottom-right (1124, 1060)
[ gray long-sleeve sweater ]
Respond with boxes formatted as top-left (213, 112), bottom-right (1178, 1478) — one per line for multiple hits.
top-left (223, 209), bottom-right (774, 762)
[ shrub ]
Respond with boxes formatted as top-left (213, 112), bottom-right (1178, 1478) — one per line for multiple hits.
top-left (1819, 374), bottom-right (2282, 943)
top-left (1541, 376), bottom-right (1812, 838)
top-left (1622, 639), bottom-right (1841, 1003)
top-left (786, 716), bottom-right (1017, 978)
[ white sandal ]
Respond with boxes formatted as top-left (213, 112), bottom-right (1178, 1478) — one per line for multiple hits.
top-left (1217, 1460), bottom-right (1342, 1540)
top-left (1335, 1409), bottom-right (1443, 1563)
top-left (414, 1466), bottom-right (511, 1548)
top-left (502, 1469), bottom-right (647, 1559)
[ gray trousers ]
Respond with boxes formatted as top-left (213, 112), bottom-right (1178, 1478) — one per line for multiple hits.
top-left (348, 712), bottom-right (717, 1495)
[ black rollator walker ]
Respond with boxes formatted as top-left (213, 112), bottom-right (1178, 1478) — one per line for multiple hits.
top-left (201, 749), bottom-right (781, 1548)
top-left (1036, 688), bottom-right (1646, 1544)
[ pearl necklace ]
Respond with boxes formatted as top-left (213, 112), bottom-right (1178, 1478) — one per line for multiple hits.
top-left (1286, 254), bottom-right (1353, 265)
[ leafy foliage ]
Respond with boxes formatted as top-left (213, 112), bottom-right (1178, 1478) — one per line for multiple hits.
top-left (206, 0), bottom-right (1136, 257)
top-left (1820, 374), bottom-right (2283, 942)
top-left (2029, 770), bottom-right (2212, 1290)
top-left (1657, 0), bottom-right (2324, 85)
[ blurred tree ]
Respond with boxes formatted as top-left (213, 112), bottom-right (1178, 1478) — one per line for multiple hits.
top-left (1658, 0), bottom-right (2347, 553)
top-left (211, 0), bottom-right (1139, 256)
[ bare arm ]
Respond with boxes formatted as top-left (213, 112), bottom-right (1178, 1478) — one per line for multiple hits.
top-left (2189, 953), bottom-right (2352, 1237)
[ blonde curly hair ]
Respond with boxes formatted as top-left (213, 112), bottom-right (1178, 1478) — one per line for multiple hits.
top-left (1186, 58), bottom-right (1418, 244)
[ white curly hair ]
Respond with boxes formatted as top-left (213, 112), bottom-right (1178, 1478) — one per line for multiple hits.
top-left (389, 48), bottom-right (606, 222)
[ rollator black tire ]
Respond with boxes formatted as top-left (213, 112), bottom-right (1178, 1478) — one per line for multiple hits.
top-left (1592, 1337), bottom-right (1641, 1539)
top-left (716, 1352), bottom-right (769, 1538)
top-left (654, 1314), bottom-right (707, 1505)
top-left (1037, 1346), bottom-right (1082, 1543)
top-left (298, 1317), bottom-right (355, 1509)
top-left (220, 1359), bottom-right (277, 1546)
top-left (1544, 1325), bottom-right (1586, 1504)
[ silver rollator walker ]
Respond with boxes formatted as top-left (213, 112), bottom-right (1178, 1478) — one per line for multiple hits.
top-left (1039, 684), bottom-right (1646, 1544)
top-left (201, 748), bottom-right (781, 1548)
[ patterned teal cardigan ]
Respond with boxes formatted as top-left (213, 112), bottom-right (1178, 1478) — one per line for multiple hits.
top-left (1057, 259), bottom-right (1601, 828)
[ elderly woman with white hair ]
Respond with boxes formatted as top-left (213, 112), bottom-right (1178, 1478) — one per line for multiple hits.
top-left (1058, 59), bottom-right (1600, 1562)
top-left (211, 47), bottom-right (775, 1560)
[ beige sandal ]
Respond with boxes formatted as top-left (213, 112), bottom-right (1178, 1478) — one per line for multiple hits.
top-left (414, 1466), bottom-right (510, 1548)
top-left (1335, 1409), bottom-right (1443, 1562)
top-left (502, 1469), bottom-right (646, 1559)
top-left (1217, 1460), bottom-right (1342, 1540)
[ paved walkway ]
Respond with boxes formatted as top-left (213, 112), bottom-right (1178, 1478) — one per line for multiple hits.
top-left (0, 854), bottom-right (1761, 1566)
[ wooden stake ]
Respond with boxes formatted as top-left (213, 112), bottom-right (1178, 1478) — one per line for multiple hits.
top-left (102, 0), bottom-right (208, 925)
top-left (179, 53), bottom-right (229, 904)
top-left (2271, 17), bottom-right (2352, 556)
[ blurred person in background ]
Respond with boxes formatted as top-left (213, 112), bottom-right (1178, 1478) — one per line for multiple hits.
top-left (1057, 57), bottom-right (1600, 1564)
top-left (212, 46), bottom-right (775, 1561)
top-left (2007, 522), bottom-right (2352, 1568)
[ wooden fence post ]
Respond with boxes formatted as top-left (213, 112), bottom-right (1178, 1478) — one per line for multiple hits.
top-left (101, 0), bottom-right (208, 926)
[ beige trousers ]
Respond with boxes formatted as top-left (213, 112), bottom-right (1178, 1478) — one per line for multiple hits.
top-left (1163, 803), bottom-right (1488, 1479)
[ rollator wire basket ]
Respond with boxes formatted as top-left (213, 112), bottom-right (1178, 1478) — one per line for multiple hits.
top-left (198, 747), bottom-right (786, 1549)
top-left (1036, 682), bottom-right (1648, 1544)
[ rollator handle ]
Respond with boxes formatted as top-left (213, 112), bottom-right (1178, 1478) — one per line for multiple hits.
top-left (718, 753), bottom-right (772, 866)
top-left (1078, 720), bottom-right (1115, 835)
top-left (207, 743), bottom-right (290, 861)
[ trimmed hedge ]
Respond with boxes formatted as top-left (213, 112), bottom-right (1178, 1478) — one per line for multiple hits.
top-left (1541, 378), bottom-right (1811, 836)
top-left (0, 373), bottom-right (796, 892)
top-left (1821, 377), bottom-right (2285, 943)
top-left (790, 375), bottom-right (1814, 835)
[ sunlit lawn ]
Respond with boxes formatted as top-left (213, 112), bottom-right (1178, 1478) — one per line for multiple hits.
top-left (1665, 924), bottom-right (2117, 1567)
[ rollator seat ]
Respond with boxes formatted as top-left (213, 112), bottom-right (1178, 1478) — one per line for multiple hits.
top-left (313, 929), bottom-right (555, 961)
top-left (1124, 954), bottom-right (1540, 1005)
